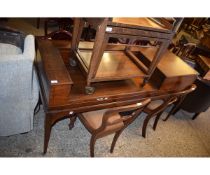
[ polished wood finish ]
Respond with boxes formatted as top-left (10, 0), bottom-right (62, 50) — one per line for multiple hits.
top-left (43, 30), bottom-right (72, 40)
top-left (77, 98), bottom-right (151, 157)
top-left (200, 32), bottom-right (210, 50)
top-left (196, 55), bottom-right (210, 80)
top-left (137, 47), bottom-right (198, 91)
top-left (142, 97), bottom-right (177, 138)
top-left (35, 39), bottom-right (199, 155)
top-left (36, 39), bottom-right (73, 107)
top-left (44, 18), bottom-right (73, 36)
top-left (111, 18), bottom-right (172, 31)
top-left (71, 18), bottom-right (175, 92)
top-left (78, 50), bottom-right (146, 81)
top-left (163, 84), bottom-right (197, 121)
top-left (164, 78), bottom-right (210, 121)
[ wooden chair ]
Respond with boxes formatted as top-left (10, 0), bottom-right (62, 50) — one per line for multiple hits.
top-left (163, 78), bottom-right (210, 121)
top-left (37, 29), bottom-right (72, 41)
top-left (141, 84), bottom-right (197, 138)
top-left (141, 97), bottom-right (177, 138)
top-left (44, 18), bottom-right (73, 36)
top-left (76, 98), bottom-right (151, 157)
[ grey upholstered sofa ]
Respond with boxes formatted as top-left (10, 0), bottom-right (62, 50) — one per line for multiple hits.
top-left (0, 29), bottom-right (39, 136)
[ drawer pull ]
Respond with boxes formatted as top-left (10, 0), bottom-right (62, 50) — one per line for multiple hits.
top-left (96, 97), bottom-right (109, 101)
top-left (69, 111), bottom-right (74, 115)
top-left (97, 97), bottom-right (104, 101)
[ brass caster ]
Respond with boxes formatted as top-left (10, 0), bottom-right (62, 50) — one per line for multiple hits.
top-left (85, 86), bottom-right (95, 95)
top-left (141, 78), bottom-right (148, 87)
top-left (70, 59), bottom-right (77, 67)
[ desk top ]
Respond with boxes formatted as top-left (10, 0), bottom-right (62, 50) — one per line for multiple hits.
top-left (138, 47), bottom-right (198, 77)
top-left (36, 39), bottom-right (198, 112)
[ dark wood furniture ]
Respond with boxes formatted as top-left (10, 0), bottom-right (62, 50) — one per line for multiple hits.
top-left (35, 38), bottom-right (198, 155)
top-left (36, 40), bottom-right (74, 107)
top-left (139, 84), bottom-right (195, 138)
top-left (196, 55), bottom-right (210, 80)
top-left (42, 29), bottom-right (72, 40)
top-left (0, 25), bottom-right (25, 50)
top-left (76, 98), bottom-right (150, 157)
top-left (36, 18), bottom-right (73, 36)
top-left (164, 78), bottom-right (210, 121)
top-left (136, 47), bottom-right (198, 91)
top-left (142, 96), bottom-right (177, 138)
top-left (44, 18), bottom-right (73, 36)
top-left (71, 18), bottom-right (176, 94)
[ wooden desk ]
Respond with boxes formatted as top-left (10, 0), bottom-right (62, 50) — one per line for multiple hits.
top-left (35, 39), bottom-right (198, 154)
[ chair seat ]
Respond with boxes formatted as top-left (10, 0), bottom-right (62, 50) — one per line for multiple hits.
top-left (0, 43), bottom-right (22, 55)
top-left (79, 109), bottom-right (124, 133)
top-left (146, 100), bottom-right (164, 110)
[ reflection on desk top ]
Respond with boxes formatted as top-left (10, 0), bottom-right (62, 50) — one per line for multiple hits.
top-left (78, 50), bottom-right (146, 81)
top-left (138, 47), bottom-right (198, 77)
top-left (112, 18), bottom-right (168, 31)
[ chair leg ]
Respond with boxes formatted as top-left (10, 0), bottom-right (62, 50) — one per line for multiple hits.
top-left (110, 129), bottom-right (123, 153)
top-left (163, 105), bottom-right (180, 121)
top-left (192, 113), bottom-right (200, 120)
top-left (153, 112), bottom-right (163, 131)
top-left (142, 115), bottom-right (152, 138)
top-left (90, 135), bottom-right (97, 157)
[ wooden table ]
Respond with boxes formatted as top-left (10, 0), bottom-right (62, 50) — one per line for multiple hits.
top-left (35, 38), bottom-right (198, 154)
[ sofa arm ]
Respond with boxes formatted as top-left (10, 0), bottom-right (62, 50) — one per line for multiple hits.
top-left (23, 34), bottom-right (35, 61)
top-left (0, 35), bottom-right (36, 99)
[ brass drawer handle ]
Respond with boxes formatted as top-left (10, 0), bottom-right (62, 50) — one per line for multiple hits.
top-left (96, 97), bottom-right (109, 101)
top-left (97, 97), bottom-right (104, 101)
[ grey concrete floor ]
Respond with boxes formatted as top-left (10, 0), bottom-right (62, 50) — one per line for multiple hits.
top-left (0, 105), bottom-right (210, 157)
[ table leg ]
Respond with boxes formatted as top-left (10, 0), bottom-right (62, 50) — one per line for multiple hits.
top-left (43, 113), bottom-right (53, 154)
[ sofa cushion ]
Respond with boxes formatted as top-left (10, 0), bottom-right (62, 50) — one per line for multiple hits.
top-left (0, 43), bottom-right (22, 55)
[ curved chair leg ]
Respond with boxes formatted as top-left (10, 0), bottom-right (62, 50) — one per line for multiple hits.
top-left (142, 115), bottom-right (152, 138)
top-left (90, 135), bottom-right (97, 157)
top-left (153, 112), bottom-right (163, 131)
top-left (192, 112), bottom-right (200, 120)
top-left (163, 97), bottom-right (185, 121)
top-left (163, 105), bottom-right (180, 121)
top-left (110, 129), bottom-right (123, 153)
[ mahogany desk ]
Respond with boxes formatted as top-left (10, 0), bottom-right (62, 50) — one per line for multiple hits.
top-left (35, 39), bottom-right (198, 154)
